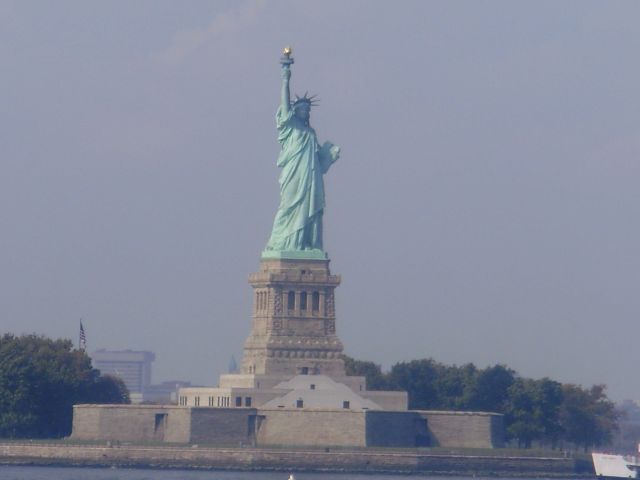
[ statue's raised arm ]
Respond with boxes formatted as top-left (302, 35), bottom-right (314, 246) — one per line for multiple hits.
top-left (280, 47), bottom-right (293, 114)
top-left (263, 48), bottom-right (340, 260)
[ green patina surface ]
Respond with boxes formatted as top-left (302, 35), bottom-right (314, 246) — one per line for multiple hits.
top-left (262, 49), bottom-right (340, 260)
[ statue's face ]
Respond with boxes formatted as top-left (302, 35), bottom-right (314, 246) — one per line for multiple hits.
top-left (294, 103), bottom-right (310, 123)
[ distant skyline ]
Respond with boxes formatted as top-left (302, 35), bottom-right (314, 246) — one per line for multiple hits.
top-left (2, 1), bottom-right (639, 401)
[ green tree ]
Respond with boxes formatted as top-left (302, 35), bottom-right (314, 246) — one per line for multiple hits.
top-left (388, 359), bottom-right (441, 409)
top-left (342, 355), bottom-right (619, 450)
top-left (0, 334), bottom-right (129, 438)
top-left (504, 377), bottom-right (563, 448)
top-left (560, 384), bottom-right (618, 451)
top-left (434, 363), bottom-right (478, 410)
top-left (88, 374), bottom-right (129, 404)
top-left (463, 364), bottom-right (516, 412)
top-left (342, 355), bottom-right (391, 390)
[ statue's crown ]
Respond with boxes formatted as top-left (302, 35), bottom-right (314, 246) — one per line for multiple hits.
top-left (292, 92), bottom-right (319, 108)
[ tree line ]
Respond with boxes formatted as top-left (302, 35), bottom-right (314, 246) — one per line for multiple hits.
top-left (344, 355), bottom-right (618, 450)
top-left (0, 334), bottom-right (129, 438)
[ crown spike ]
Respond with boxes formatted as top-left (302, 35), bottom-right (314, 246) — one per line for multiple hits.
top-left (291, 91), bottom-right (320, 108)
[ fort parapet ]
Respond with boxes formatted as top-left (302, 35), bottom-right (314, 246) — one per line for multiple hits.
top-left (72, 403), bottom-right (503, 449)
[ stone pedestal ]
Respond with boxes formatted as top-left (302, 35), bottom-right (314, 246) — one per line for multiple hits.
top-left (241, 257), bottom-right (346, 377)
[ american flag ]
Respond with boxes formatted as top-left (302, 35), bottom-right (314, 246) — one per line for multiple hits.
top-left (79, 320), bottom-right (87, 351)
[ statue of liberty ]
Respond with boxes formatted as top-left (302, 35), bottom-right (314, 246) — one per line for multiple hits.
top-left (263, 48), bottom-right (341, 260)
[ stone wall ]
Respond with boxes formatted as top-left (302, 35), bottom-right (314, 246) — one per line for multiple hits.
top-left (165, 408), bottom-right (192, 443)
top-left (190, 408), bottom-right (256, 445)
top-left (365, 411), bottom-right (428, 447)
top-left (0, 442), bottom-right (587, 475)
top-left (72, 405), bottom-right (503, 449)
top-left (71, 405), bottom-right (101, 439)
top-left (256, 408), bottom-right (366, 447)
top-left (72, 405), bottom-right (257, 445)
top-left (72, 405), bottom-right (191, 443)
top-left (420, 410), bottom-right (504, 448)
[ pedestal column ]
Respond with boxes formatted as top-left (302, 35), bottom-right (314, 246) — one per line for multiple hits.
top-left (241, 257), bottom-right (345, 377)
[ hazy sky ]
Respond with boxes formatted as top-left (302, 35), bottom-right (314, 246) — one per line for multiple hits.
top-left (2, 1), bottom-right (639, 401)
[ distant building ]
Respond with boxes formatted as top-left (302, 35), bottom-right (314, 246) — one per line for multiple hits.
top-left (143, 380), bottom-right (192, 404)
top-left (92, 349), bottom-right (190, 404)
top-left (92, 349), bottom-right (155, 402)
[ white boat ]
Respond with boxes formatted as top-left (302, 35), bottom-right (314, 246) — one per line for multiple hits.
top-left (593, 445), bottom-right (640, 478)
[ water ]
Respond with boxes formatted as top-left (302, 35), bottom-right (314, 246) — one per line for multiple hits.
top-left (0, 468), bottom-right (596, 480)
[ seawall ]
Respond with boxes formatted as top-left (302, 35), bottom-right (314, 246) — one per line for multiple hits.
top-left (0, 443), bottom-right (592, 476)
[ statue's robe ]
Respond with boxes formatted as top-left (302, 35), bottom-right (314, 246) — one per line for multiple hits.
top-left (265, 106), bottom-right (336, 252)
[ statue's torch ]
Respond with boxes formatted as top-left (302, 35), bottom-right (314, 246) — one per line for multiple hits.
top-left (280, 46), bottom-right (294, 67)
